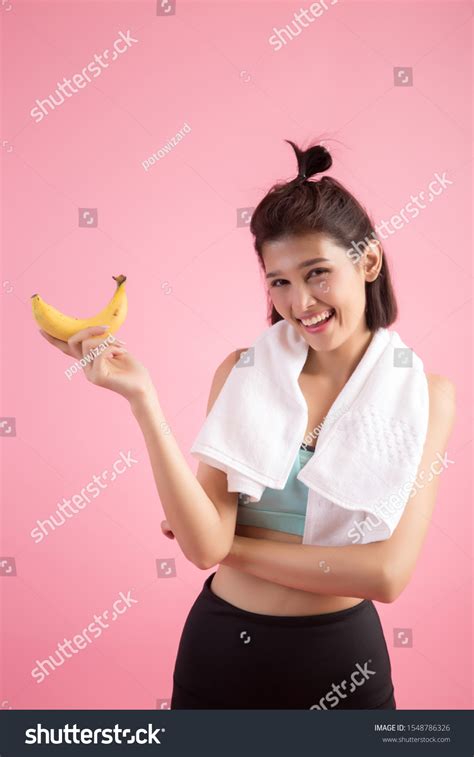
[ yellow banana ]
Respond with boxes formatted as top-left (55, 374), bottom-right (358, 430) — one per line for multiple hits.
top-left (31, 274), bottom-right (127, 342)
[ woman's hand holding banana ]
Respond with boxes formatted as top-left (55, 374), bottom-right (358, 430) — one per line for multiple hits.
top-left (39, 325), bottom-right (155, 403)
top-left (33, 274), bottom-right (155, 404)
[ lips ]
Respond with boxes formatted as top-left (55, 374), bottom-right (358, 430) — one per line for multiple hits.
top-left (297, 308), bottom-right (336, 333)
top-left (297, 308), bottom-right (335, 325)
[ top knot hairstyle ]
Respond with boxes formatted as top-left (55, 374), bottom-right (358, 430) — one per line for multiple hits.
top-left (287, 139), bottom-right (333, 181)
top-left (250, 139), bottom-right (398, 329)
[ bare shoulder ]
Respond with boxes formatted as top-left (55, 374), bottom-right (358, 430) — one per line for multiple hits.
top-left (425, 372), bottom-right (456, 407)
top-left (205, 347), bottom-right (249, 415)
top-left (425, 372), bottom-right (456, 437)
top-left (214, 347), bottom-right (248, 386)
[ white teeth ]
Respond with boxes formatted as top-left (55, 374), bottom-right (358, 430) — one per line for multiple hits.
top-left (301, 309), bottom-right (334, 326)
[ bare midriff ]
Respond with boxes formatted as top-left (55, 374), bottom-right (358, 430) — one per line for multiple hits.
top-left (209, 364), bottom-right (366, 617)
top-left (210, 523), bottom-right (364, 616)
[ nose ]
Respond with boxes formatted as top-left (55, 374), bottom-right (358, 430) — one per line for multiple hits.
top-left (291, 282), bottom-right (320, 317)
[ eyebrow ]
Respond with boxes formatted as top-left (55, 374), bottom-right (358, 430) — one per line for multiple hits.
top-left (265, 257), bottom-right (331, 279)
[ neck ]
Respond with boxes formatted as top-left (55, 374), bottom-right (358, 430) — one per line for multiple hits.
top-left (303, 325), bottom-right (376, 386)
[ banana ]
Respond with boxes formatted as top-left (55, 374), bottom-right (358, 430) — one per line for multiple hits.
top-left (31, 274), bottom-right (127, 342)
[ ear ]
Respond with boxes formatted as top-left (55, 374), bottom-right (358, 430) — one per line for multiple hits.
top-left (361, 239), bottom-right (383, 282)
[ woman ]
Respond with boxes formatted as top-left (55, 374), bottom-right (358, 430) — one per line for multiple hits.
top-left (40, 140), bottom-right (456, 710)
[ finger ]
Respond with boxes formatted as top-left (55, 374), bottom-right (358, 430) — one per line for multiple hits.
top-left (81, 336), bottom-right (127, 360)
top-left (74, 332), bottom-right (126, 362)
top-left (107, 334), bottom-right (127, 346)
top-left (39, 329), bottom-right (74, 356)
top-left (67, 326), bottom-right (112, 360)
top-left (85, 345), bottom-right (128, 383)
top-left (108, 347), bottom-right (128, 357)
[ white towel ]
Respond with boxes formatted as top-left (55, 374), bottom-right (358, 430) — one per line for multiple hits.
top-left (190, 320), bottom-right (429, 546)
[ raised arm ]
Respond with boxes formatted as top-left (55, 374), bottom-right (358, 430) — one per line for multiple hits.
top-left (220, 374), bottom-right (457, 602)
top-left (38, 323), bottom-right (242, 569)
top-left (131, 349), bottom-right (241, 569)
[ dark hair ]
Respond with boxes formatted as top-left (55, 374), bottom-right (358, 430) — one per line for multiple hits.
top-left (250, 139), bottom-right (398, 329)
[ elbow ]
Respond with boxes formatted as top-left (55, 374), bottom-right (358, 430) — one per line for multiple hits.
top-left (194, 553), bottom-right (224, 571)
top-left (195, 529), bottom-right (235, 570)
top-left (185, 548), bottom-right (215, 570)
top-left (191, 544), bottom-right (231, 571)
top-left (181, 528), bottom-right (233, 571)
top-left (376, 563), bottom-right (407, 604)
top-left (179, 545), bottom-right (215, 571)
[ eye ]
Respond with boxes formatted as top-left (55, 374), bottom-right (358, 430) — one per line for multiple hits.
top-left (270, 268), bottom-right (330, 288)
top-left (309, 268), bottom-right (330, 279)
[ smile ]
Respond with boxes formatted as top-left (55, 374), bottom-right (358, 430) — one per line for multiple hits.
top-left (297, 308), bottom-right (335, 333)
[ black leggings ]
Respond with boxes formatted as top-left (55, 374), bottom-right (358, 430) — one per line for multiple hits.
top-left (171, 572), bottom-right (396, 709)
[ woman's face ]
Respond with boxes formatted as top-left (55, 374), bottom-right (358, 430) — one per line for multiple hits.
top-left (262, 232), bottom-right (381, 349)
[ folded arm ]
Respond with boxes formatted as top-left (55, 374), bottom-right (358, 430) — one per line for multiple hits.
top-left (220, 375), bottom-right (456, 603)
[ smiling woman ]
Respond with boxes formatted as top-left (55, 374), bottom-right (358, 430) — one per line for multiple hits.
top-left (50, 137), bottom-right (454, 711)
top-left (163, 138), bottom-right (456, 709)
top-left (252, 139), bottom-right (397, 336)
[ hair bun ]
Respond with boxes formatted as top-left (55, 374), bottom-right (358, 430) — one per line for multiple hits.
top-left (285, 139), bottom-right (332, 181)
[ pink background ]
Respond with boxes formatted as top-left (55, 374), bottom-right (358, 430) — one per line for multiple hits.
top-left (1, 0), bottom-right (472, 710)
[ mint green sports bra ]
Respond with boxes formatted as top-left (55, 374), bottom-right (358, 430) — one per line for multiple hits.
top-left (236, 443), bottom-right (316, 536)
